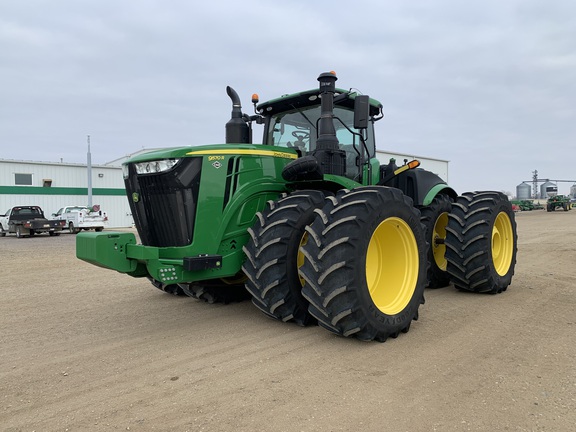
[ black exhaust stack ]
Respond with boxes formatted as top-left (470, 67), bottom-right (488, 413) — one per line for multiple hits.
top-left (225, 86), bottom-right (250, 144)
top-left (311, 72), bottom-right (346, 176)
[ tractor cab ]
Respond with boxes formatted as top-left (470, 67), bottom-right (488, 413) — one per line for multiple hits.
top-left (224, 72), bottom-right (385, 184)
top-left (256, 80), bottom-right (383, 182)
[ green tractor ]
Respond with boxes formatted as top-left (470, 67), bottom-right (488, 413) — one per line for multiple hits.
top-left (77, 72), bottom-right (518, 342)
top-left (547, 195), bottom-right (572, 212)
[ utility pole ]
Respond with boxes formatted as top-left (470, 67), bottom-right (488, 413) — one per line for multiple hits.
top-left (87, 135), bottom-right (93, 208)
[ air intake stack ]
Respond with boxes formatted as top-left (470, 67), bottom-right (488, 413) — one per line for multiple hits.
top-left (312, 72), bottom-right (346, 176)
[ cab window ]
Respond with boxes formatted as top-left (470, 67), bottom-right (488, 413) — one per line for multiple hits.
top-left (267, 105), bottom-right (375, 158)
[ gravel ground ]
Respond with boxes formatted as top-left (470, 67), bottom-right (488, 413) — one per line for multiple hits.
top-left (1, 209), bottom-right (575, 431)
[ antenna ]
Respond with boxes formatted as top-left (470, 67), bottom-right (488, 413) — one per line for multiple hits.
top-left (87, 135), bottom-right (93, 208)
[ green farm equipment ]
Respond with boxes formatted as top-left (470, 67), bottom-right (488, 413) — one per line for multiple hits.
top-left (511, 199), bottom-right (540, 211)
top-left (76, 72), bottom-right (518, 342)
top-left (547, 195), bottom-right (572, 212)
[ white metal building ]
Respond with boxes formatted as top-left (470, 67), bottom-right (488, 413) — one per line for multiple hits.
top-left (1, 150), bottom-right (449, 228)
top-left (0, 159), bottom-right (133, 228)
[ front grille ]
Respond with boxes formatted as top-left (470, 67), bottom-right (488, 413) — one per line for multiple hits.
top-left (125, 157), bottom-right (202, 247)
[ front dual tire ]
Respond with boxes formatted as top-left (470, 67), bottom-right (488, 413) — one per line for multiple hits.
top-left (243, 187), bottom-right (427, 342)
top-left (299, 187), bottom-right (427, 342)
top-left (242, 190), bottom-right (326, 326)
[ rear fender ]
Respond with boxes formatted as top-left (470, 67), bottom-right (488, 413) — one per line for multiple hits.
top-left (422, 184), bottom-right (458, 206)
top-left (382, 168), bottom-right (457, 206)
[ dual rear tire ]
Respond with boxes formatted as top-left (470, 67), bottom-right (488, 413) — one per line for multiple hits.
top-left (418, 194), bottom-right (452, 288)
top-left (445, 192), bottom-right (517, 293)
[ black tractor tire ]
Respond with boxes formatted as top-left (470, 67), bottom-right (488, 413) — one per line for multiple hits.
top-left (179, 278), bottom-right (251, 304)
top-left (300, 186), bottom-right (427, 342)
top-left (242, 190), bottom-right (326, 326)
top-left (95, 227), bottom-right (104, 232)
top-left (29, 230), bottom-right (35, 236)
top-left (0, 225), bottom-right (5, 237)
top-left (445, 191), bottom-right (517, 294)
top-left (418, 194), bottom-right (452, 288)
top-left (147, 277), bottom-right (187, 296)
top-left (546, 204), bottom-right (553, 212)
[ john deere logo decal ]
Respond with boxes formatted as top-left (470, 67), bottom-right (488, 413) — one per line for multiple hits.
top-left (212, 161), bottom-right (222, 169)
top-left (132, 192), bottom-right (140, 203)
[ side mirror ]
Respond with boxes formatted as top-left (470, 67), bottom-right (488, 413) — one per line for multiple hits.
top-left (353, 95), bottom-right (370, 130)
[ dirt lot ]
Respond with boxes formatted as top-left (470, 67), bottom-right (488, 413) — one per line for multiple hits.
top-left (1, 209), bottom-right (575, 431)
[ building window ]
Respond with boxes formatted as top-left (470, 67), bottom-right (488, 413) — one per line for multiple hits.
top-left (15, 173), bottom-right (33, 185)
top-left (43, 179), bottom-right (53, 187)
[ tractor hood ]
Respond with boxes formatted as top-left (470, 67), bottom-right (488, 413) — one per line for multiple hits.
top-left (124, 144), bottom-right (299, 165)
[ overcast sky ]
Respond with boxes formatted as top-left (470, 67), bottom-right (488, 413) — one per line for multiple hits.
top-left (1, 0), bottom-right (575, 195)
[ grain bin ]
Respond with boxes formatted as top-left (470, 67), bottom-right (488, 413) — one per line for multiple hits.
top-left (516, 182), bottom-right (531, 199)
top-left (541, 181), bottom-right (557, 198)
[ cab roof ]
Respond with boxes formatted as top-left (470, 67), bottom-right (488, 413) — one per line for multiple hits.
top-left (257, 88), bottom-right (383, 117)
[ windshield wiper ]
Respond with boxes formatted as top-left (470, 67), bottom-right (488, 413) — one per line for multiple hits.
top-left (291, 104), bottom-right (317, 130)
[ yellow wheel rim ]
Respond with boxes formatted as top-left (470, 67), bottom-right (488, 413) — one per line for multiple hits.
top-left (297, 232), bottom-right (308, 286)
top-left (432, 212), bottom-right (449, 271)
top-left (220, 274), bottom-right (248, 285)
top-left (366, 217), bottom-right (419, 315)
top-left (492, 212), bottom-right (514, 276)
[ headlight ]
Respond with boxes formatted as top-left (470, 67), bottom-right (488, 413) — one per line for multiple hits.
top-left (134, 158), bottom-right (180, 175)
top-left (122, 164), bottom-right (130, 179)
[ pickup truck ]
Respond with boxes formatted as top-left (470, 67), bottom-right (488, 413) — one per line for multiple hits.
top-left (51, 205), bottom-right (108, 234)
top-left (0, 206), bottom-right (66, 238)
